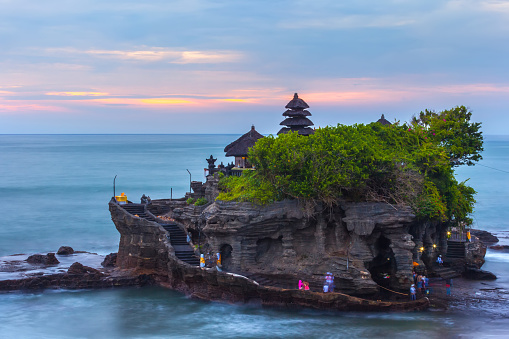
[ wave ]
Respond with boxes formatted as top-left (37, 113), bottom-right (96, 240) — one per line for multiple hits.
top-left (485, 250), bottom-right (509, 263)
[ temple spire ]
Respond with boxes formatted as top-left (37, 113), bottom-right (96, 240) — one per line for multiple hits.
top-left (278, 93), bottom-right (314, 136)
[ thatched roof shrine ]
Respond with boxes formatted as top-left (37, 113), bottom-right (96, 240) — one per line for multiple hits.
top-left (377, 114), bottom-right (392, 125)
top-left (285, 93), bottom-right (309, 110)
top-left (278, 93), bottom-right (315, 136)
top-left (224, 125), bottom-right (264, 157)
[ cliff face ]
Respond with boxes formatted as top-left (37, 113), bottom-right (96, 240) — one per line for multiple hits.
top-left (108, 200), bottom-right (429, 311)
top-left (170, 199), bottom-right (416, 295)
top-left (109, 201), bottom-right (171, 273)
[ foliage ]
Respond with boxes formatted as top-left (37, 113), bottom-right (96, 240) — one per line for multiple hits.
top-left (217, 170), bottom-right (280, 205)
top-left (217, 106), bottom-right (482, 225)
top-left (195, 197), bottom-right (208, 206)
top-left (411, 106), bottom-right (483, 166)
top-left (186, 197), bottom-right (195, 205)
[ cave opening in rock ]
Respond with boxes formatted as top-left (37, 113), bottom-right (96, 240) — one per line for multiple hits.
top-left (220, 244), bottom-right (233, 270)
top-left (366, 235), bottom-right (396, 290)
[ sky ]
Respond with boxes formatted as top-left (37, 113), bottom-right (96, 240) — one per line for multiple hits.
top-left (1, 0), bottom-right (508, 134)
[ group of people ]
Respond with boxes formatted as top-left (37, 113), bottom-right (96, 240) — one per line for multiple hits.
top-left (298, 280), bottom-right (310, 290)
top-left (410, 272), bottom-right (430, 300)
top-left (297, 272), bottom-right (336, 293)
top-left (199, 252), bottom-right (222, 271)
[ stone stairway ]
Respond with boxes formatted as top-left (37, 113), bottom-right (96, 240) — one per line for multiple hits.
top-left (121, 204), bottom-right (158, 222)
top-left (433, 266), bottom-right (461, 279)
top-left (160, 224), bottom-right (200, 266)
top-left (446, 241), bottom-right (466, 259)
top-left (120, 203), bottom-right (199, 266)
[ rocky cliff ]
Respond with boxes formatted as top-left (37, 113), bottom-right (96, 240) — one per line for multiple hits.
top-left (108, 200), bottom-right (429, 311)
top-left (169, 199), bottom-right (417, 295)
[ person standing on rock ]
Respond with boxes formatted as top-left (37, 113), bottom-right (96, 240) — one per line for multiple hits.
top-left (416, 275), bottom-right (423, 291)
top-left (410, 284), bottom-right (416, 300)
top-left (200, 254), bottom-right (205, 269)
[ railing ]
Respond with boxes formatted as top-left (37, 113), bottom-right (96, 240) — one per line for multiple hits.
top-left (448, 231), bottom-right (467, 242)
top-left (230, 169), bottom-right (243, 177)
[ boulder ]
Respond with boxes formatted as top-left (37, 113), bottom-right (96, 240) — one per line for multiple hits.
top-left (463, 267), bottom-right (497, 280)
top-left (67, 262), bottom-right (102, 275)
top-left (57, 246), bottom-right (75, 255)
top-left (470, 229), bottom-right (499, 245)
top-left (26, 253), bottom-right (60, 265)
top-left (101, 253), bottom-right (118, 267)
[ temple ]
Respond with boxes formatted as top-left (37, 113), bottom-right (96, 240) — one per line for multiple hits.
top-left (224, 125), bottom-right (264, 168)
top-left (277, 93), bottom-right (315, 135)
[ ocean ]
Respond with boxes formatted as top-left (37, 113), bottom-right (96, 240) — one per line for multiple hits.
top-left (0, 134), bottom-right (508, 338)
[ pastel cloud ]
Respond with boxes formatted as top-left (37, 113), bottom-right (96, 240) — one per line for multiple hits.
top-left (46, 92), bottom-right (109, 97)
top-left (0, 101), bottom-right (67, 113)
top-left (47, 48), bottom-right (244, 64)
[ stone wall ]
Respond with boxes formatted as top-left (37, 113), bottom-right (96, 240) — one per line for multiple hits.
top-left (109, 200), bottom-right (172, 273)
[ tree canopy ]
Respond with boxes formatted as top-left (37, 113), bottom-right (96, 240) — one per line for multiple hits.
top-left (217, 106), bottom-right (482, 225)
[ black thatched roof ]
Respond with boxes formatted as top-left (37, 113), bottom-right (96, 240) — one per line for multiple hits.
top-left (277, 127), bottom-right (315, 136)
top-left (285, 93), bottom-right (309, 110)
top-left (224, 125), bottom-right (264, 157)
top-left (283, 109), bottom-right (311, 117)
top-left (377, 114), bottom-right (392, 125)
top-left (279, 117), bottom-right (314, 127)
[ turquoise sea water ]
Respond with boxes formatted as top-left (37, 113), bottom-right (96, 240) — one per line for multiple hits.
top-left (0, 134), bottom-right (508, 338)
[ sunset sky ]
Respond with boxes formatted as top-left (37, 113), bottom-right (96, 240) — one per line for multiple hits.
top-left (1, 0), bottom-right (508, 134)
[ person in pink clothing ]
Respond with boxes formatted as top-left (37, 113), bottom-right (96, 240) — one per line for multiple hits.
top-left (298, 280), bottom-right (303, 290)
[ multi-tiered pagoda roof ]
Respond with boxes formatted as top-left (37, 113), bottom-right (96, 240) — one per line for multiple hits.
top-left (277, 93), bottom-right (314, 136)
top-left (376, 114), bottom-right (392, 126)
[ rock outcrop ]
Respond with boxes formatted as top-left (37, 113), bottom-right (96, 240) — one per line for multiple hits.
top-left (57, 246), bottom-right (75, 255)
top-left (471, 229), bottom-right (499, 244)
top-left (167, 199), bottom-right (417, 295)
top-left (26, 253), bottom-right (60, 265)
top-left (463, 267), bottom-right (497, 280)
top-left (109, 200), bottom-right (429, 311)
top-left (101, 253), bottom-right (118, 267)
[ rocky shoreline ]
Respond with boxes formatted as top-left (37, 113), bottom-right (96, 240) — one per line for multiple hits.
top-left (0, 247), bottom-right (505, 315)
top-left (0, 250), bottom-right (153, 292)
